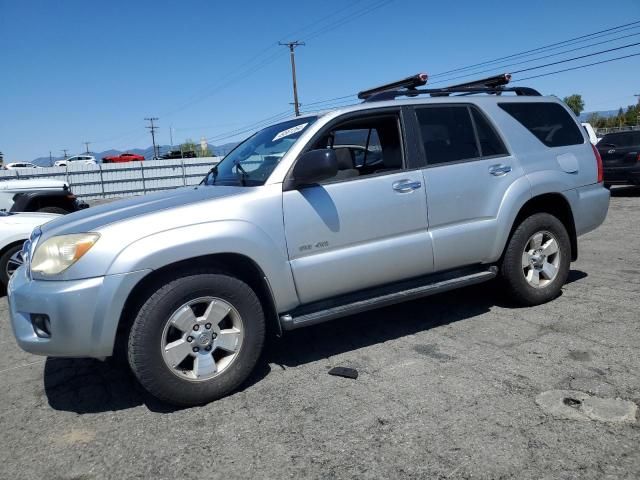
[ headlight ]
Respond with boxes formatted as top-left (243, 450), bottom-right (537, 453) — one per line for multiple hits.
top-left (31, 233), bottom-right (100, 275)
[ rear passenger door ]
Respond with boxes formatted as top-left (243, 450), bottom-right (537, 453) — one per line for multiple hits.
top-left (414, 104), bottom-right (522, 271)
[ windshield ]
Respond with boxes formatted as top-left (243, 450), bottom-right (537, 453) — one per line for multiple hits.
top-left (203, 116), bottom-right (317, 186)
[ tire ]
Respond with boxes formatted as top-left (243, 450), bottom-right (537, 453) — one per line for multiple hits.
top-left (501, 213), bottom-right (571, 306)
top-left (127, 271), bottom-right (265, 406)
top-left (0, 244), bottom-right (23, 289)
top-left (37, 206), bottom-right (70, 214)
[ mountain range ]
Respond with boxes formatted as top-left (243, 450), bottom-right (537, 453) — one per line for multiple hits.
top-left (32, 142), bottom-right (239, 166)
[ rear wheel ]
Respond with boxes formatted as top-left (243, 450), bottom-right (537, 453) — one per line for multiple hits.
top-left (501, 213), bottom-right (570, 306)
top-left (127, 272), bottom-right (265, 406)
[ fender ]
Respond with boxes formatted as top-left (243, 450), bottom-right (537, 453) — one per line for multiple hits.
top-left (9, 190), bottom-right (85, 212)
top-left (488, 174), bottom-right (532, 261)
top-left (489, 169), bottom-right (577, 261)
top-left (106, 220), bottom-right (300, 312)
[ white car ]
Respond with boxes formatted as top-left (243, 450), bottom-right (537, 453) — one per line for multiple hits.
top-left (0, 211), bottom-right (60, 288)
top-left (581, 123), bottom-right (601, 145)
top-left (2, 162), bottom-right (39, 170)
top-left (54, 155), bottom-right (97, 167)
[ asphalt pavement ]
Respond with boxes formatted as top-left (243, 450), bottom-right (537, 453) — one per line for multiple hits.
top-left (1, 187), bottom-right (638, 479)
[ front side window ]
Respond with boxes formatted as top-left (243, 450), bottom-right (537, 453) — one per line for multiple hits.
top-left (499, 102), bottom-right (584, 147)
top-left (309, 114), bottom-right (404, 182)
top-left (416, 106), bottom-right (480, 165)
top-left (204, 116), bottom-right (317, 186)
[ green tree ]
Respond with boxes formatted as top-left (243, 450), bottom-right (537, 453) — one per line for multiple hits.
top-left (181, 138), bottom-right (197, 156)
top-left (563, 94), bottom-right (585, 116)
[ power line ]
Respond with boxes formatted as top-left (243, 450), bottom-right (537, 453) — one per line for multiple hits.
top-left (302, 0), bottom-right (394, 42)
top-left (513, 51), bottom-right (640, 82)
top-left (430, 19), bottom-right (640, 78)
top-left (429, 31), bottom-right (640, 86)
top-left (510, 41), bottom-right (640, 74)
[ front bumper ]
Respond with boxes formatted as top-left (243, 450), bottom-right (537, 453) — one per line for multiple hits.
top-left (8, 266), bottom-right (150, 358)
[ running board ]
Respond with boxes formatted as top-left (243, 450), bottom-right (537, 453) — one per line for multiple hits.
top-left (280, 266), bottom-right (497, 331)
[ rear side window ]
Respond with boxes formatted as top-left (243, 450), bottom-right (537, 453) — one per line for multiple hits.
top-left (471, 108), bottom-right (508, 157)
top-left (416, 106), bottom-right (480, 164)
top-left (499, 102), bottom-right (584, 147)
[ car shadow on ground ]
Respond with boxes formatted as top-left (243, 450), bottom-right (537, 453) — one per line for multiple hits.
top-left (610, 185), bottom-right (640, 197)
top-left (43, 270), bottom-right (588, 414)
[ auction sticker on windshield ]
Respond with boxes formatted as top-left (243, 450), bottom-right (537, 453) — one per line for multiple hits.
top-left (273, 123), bottom-right (308, 142)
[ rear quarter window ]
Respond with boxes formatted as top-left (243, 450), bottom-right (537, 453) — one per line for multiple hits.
top-left (499, 102), bottom-right (584, 147)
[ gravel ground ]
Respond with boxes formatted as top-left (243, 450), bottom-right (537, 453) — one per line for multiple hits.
top-left (1, 187), bottom-right (639, 480)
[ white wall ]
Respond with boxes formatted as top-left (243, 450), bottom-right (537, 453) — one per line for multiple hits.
top-left (0, 157), bottom-right (221, 199)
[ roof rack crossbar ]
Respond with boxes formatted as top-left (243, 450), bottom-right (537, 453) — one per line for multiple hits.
top-left (357, 73), bottom-right (428, 100)
top-left (357, 72), bottom-right (540, 102)
top-left (364, 86), bottom-right (541, 102)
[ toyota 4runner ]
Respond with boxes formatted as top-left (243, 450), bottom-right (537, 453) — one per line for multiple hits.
top-left (8, 74), bottom-right (610, 406)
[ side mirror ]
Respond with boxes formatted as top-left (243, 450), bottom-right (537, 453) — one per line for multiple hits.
top-left (285, 148), bottom-right (338, 190)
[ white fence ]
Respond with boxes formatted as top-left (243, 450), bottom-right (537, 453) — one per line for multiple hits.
top-left (0, 157), bottom-right (221, 199)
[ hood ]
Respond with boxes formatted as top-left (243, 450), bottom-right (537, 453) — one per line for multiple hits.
top-left (0, 212), bottom-right (61, 225)
top-left (40, 185), bottom-right (250, 237)
top-left (0, 179), bottom-right (68, 191)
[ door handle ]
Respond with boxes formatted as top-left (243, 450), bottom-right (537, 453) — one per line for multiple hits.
top-left (489, 164), bottom-right (512, 176)
top-left (392, 179), bottom-right (422, 193)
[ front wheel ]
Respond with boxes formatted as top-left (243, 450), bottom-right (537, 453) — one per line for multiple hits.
top-left (127, 272), bottom-right (265, 406)
top-left (501, 213), bottom-right (571, 306)
top-left (0, 245), bottom-right (23, 288)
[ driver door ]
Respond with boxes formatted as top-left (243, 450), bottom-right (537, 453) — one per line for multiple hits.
top-left (282, 110), bottom-right (434, 305)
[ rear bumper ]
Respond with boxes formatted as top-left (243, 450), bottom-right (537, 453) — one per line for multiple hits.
top-left (603, 166), bottom-right (640, 185)
top-left (8, 266), bottom-right (150, 358)
top-left (569, 183), bottom-right (610, 237)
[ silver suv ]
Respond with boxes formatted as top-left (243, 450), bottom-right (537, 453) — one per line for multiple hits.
top-left (8, 74), bottom-right (610, 406)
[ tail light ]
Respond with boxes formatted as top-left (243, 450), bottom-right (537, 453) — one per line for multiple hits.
top-left (591, 144), bottom-right (603, 183)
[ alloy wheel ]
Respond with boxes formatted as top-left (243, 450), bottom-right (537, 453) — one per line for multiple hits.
top-left (521, 231), bottom-right (561, 288)
top-left (161, 296), bottom-right (244, 381)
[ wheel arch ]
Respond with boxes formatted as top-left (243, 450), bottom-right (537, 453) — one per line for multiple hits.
top-left (113, 252), bottom-right (281, 359)
top-left (502, 193), bottom-right (578, 262)
top-left (10, 191), bottom-right (76, 212)
top-left (0, 240), bottom-right (24, 258)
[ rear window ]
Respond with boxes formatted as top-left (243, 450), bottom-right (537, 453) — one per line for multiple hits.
top-left (499, 102), bottom-right (584, 147)
top-left (600, 132), bottom-right (640, 147)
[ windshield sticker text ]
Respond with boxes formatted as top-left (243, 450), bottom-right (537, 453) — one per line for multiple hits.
top-left (273, 123), bottom-right (308, 142)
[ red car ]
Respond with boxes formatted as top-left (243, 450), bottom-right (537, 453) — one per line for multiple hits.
top-left (102, 153), bottom-right (145, 164)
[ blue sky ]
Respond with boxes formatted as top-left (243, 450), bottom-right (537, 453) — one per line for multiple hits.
top-left (2, 0), bottom-right (640, 161)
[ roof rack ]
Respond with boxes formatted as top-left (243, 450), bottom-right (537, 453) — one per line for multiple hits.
top-left (358, 72), bottom-right (541, 102)
top-left (357, 73), bottom-right (428, 100)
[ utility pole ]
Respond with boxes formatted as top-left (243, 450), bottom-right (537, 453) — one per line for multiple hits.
top-left (61, 149), bottom-right (68, 159)
top-left (83, 141), bottom-right (91, 154)
top-left (169, 125), bottom-right (174, 148)
top-left (145, 117), bottom-right (159, 159)
top-left (49, 151), bottom-right (53, 164)
top-left (279, 41), bottom-right (305, 116)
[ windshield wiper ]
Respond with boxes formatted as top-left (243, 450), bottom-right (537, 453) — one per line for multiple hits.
top-left (234, 161), bottom-right (249, 186)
